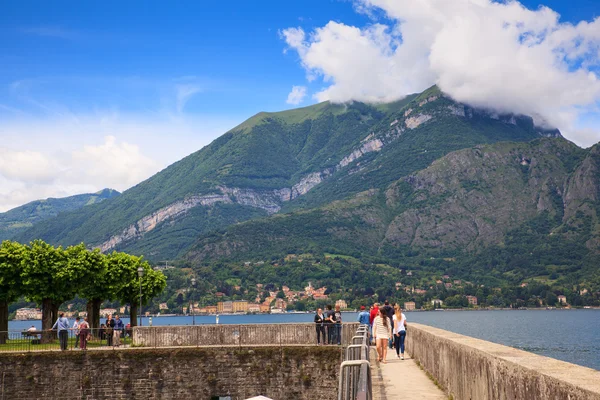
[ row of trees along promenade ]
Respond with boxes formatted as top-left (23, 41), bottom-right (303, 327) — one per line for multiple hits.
top-left (0, 239), bottom-right (166, 344)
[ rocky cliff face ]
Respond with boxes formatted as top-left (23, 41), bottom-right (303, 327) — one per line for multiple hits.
top-left (186, 137), bottom-right (598, 263)
top-left (383, 139), bottom-right (578, 250)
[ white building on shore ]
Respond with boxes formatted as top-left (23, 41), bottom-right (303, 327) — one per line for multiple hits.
top-left (14, 308), bottom-right (42, 320)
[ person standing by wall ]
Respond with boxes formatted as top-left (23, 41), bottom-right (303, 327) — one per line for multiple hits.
top-left (51, 312), bottom-right (70, 351)
top-left (79, 317), bottom-right (90, 351)
top-left (334, 304), bottom-right (342, 345)
top-left (105, 315), bottom-right (115, 346)
top-left (314, 308), bottom-right (326, 345)
top-left (372, 308), bottom-right (392, 363)
top-left (113, 314), bottom-right (124, 346)
top-left (357, 306), bottom-right (370, 326)
top-left (325, 305), bottom-right (335, 345)
top-left (393, 305), bottom-right (407, 359)
top-left (72, 316), bottom-right (80, 349)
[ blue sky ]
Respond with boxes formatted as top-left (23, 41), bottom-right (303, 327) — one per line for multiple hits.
top-left (0, 0), bottom-right (599, 211)
top-left (1, 0), bottom-right (371, 117)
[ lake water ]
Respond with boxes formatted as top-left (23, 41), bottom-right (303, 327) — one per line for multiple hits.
top-left (10, 309), bottom-right (599, 371)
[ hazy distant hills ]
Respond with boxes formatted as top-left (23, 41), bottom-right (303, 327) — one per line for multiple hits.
top-left (16, 85), bottom-right (577, 269)
top-left (0, 189), bottom-right (119, 242)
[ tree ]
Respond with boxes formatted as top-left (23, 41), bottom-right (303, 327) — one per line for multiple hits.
top-left (113, 253), bottom-right (166, 327)
top-left (0, 241), bottom-right (26, 344)
top-left (76, 248), bottom-right (117, 331)
top-left (21, 241), bottom-right (69, 342)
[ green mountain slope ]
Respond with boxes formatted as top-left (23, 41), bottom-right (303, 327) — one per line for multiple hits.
top-left (16, 86), bottom-right (561, 261)
top-left (0, 189), bottom-right (119, 241)
top-left (185, 139), bottom-right (599, 287)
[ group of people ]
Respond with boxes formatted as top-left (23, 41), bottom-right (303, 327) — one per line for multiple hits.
top-left (314, 304), bottom-right (343, 345)
top-left (51, 313), bottom-right (91, 351)
top-left (100, 314), bottom-right (126, 346)
top-left (313, 300), bottom-right (408, 363)
top-left (50, 313), bottom-right (127, 350)
top-left (358, 301), bottom-right (407, 363)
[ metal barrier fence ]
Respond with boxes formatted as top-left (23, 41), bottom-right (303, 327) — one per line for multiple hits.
top-left (134, 322), bottom-right (360, 347)
top-left (338, 324), bottom-right (372, 400)
top-left (0, 328), bottom-right (132, 352)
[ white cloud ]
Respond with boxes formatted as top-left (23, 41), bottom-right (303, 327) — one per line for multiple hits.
top-left (0, 149), bottom-right (58, 184)
top-left (69, 136), bottom-right (159, 188)
top-left (175, 84), bottom-right (202, 114)
top-left (286, 85), bottom-right (308, 105)
top-left (282, 0), bottom-right (600, 147)
top-left (0, 136), bottom-right (159, 212)
top-left (0, 113), bottom-right (238, 212)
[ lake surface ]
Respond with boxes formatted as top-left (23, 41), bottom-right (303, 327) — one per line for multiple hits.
top-left (10, 309), bottom-right (599, 371)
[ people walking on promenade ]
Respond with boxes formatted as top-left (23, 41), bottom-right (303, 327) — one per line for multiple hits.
top-left (113, 314), bottom-right (124, 346)
top-left (105, 315), bottom-right (115, 346)
top-left (393, 305), bottom-right (407, 359)
top-left (334, 304), bottom-right (342, 345)
top-left (325, 305), bottom-right (335, 344)
top-left (369, 303), bottom-right (379, 343)
top-left (314, 308), bottom-right (326, 345)
top-left (372, 308), bottom-right (392, 363)
top-left (72, 316), bottom-right (80, 349)
top-left (381, 301), bottom-right (395, 348)
top-left (79, 317), bottom-right (90, 351)
top-left (51, 312), bottom-right (70, 351)
top-left (357, 306), bottom-right (370, 326)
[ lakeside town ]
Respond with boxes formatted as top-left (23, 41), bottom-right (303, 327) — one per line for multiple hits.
top-left (14, 277), bottom-right (595, 321)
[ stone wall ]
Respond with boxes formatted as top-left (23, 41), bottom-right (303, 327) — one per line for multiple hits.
top-left (134, 322), bottom-right (359, 347)
top-left (0, 346), bottom-right (342, 400)
top-left (406, 323), bottom-right (600, 400)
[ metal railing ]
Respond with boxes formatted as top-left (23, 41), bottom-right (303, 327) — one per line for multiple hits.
top-left (0, 328), bottom-right (133, 352)
top-left (338, 324), bottom-right (372, 400)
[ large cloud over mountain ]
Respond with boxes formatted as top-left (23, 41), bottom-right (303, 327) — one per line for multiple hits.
top-left (282, 0), bottom-right (600, 146)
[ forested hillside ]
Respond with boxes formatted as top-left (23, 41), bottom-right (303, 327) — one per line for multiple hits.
top-left (186, 139), bottom-right (600, 291)
top-left (16, 86), bottom-right (559, 261)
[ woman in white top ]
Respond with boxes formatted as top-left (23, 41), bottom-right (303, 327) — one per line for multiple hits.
top-left (372, 308), bottom-right (392, 363)
top-left (392, 305), bottom-right (407, 359)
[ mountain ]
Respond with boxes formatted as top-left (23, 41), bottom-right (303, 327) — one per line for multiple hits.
top-left (185, 139), bottom-right (600, 286)
top-left (0, 189), bottom-right (119, 242)
top-left (16, 86), bottom-right (563, 261)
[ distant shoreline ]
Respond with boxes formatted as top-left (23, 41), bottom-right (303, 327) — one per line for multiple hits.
top-left (11, 306), bottom-right (600, 321)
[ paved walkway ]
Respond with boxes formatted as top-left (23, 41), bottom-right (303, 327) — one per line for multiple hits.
top-left (371, 349), bottom-right (446, 400)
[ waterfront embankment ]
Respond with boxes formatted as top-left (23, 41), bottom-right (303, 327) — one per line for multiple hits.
top-left (407, 323), bottom-right (600, 400)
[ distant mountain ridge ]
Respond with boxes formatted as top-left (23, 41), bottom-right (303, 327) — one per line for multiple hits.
top-left (0, 189), bottom-right (119, 242)
top-left (15, 86), bottom-right (566, 261)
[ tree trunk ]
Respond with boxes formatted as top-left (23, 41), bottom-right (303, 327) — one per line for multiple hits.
top-left (130, 303), bottom-right (138, 328)
top-left (86, 298), bottom-right (102, 331)
top-left (0, 300), bottom-right (8, 345)
top-left (51, 302), bottom-right (59, 337)
top-left (41, 298), bottom-right (55, 344)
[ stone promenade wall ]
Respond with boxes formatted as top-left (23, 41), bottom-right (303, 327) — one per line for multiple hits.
top-left (0, 346), bottom-right (342, 400)
top-left (134, 322), bottom-right (359, 347)
top-left (406, 323), bottom-right (600, 400)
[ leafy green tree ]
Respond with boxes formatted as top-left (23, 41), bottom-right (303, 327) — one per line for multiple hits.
top-left (0, 241), bottom-right (26, 343)
top-left (21, 241), bottom-right (69, 342)
top-left (19, 242), bottom-right (102, 342)
top-left (113, 253), bottom-right (166, 327)
top-left (76, 248), bottom-right (116, 330)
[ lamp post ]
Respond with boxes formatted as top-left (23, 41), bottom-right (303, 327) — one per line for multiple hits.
top-left (191, 278), bottom-right (196, 326)
top-left (137, 266), bottom-right (144, 327)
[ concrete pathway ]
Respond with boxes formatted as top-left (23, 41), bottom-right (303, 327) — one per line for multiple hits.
top-left (372, 349), bottom-right (447, 400)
